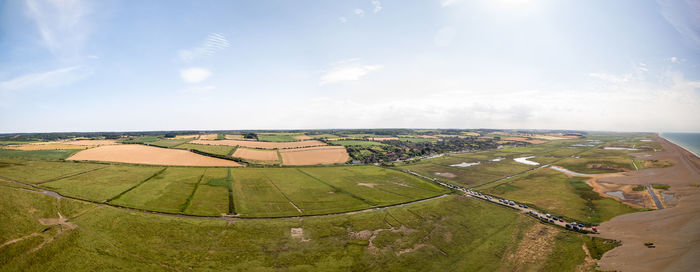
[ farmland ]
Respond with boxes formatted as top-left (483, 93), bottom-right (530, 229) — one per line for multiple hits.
top-left (232, 147), bottom-right (279, 163)
top-left (280, 146), bottom-right (349, 165)
top-left (66, 145), bottom-right (241, 167)
top-left (175, 143), bottom-right (235, 156)
top-left (191, 139), bottom-right (327, 149)
top-left (0, 130), bottom-right (665, 271)
top-left (0, 185), bottom-right (608, 271)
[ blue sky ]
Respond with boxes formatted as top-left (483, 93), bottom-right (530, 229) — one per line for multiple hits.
top-left (1, 0), bottom-right (699, 133)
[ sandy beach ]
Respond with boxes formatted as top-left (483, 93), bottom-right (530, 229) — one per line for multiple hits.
top-left (596, 135), bottom-right (700, 272)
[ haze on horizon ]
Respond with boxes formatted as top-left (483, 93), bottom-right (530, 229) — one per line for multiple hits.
top-left (1, 0), bottom-right (699, 133)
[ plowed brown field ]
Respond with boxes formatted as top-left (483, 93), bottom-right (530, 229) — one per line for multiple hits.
top-left (232, 148), bottom-right (279, 161)
top-left (279, 146), bottom-right (349, 165)
top-left (190, 139), bottom-right (327, 149)
top-left (67, 145), bottom-right (241, 167)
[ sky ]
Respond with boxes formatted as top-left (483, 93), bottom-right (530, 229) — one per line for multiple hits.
top-left (1, 0), bottom-right (699, 133)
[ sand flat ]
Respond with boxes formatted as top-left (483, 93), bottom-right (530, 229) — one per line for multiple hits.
top-left (67, 145), bottom-right (241, 167)
top-left (596, 136), bottom-right (700, 272)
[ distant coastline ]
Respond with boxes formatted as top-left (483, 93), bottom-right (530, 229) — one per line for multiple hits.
top-left (660, 132), bottom-right (700, 159)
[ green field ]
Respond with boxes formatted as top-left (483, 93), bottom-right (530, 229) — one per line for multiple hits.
top-left (0, 187), bottom-right (609, 271)
top-left (257, 133), bottom-right (300, 142)
top-left (175, 143), bottom-right (235, 156)
top-left (147, 139), bottom-right (191, 148)
top-left (480, 168), bottom-right (641, 224)
top-left (183, 168), bottom-right (230, 216)
top-left (230, 168), bottom-right (302, 217)
top-left (0, 131), bottom-right (647, 270)
top-left (110, 167), bottom-right (206, 213)
top-left (399, 138), bottom-right (603, 187)
top-left (41, 165), bottom-right (165, 202)
top-left (300, 166), bottom-right (448, 206)
top-left (0, 149), bottom-right (82, 160)
top-left (0, 159), bottom-right (105, 184)
top-left (247, 168), bottom-right (371, 215)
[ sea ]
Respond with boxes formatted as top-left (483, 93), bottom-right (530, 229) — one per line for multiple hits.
top-left (661, 132), bottom-right (700, 158)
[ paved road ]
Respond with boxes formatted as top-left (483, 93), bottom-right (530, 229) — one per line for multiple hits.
top-left (646, 185), bottom-right (664, 210)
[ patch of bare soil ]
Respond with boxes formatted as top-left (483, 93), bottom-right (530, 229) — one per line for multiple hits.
top-left (67, 145), bottom-right (242, 167)
top-left (290, 228), bottom-right (309, 242)
top-left (348, 225), bottom-right (419, 255)
top-left (503, 223), bottom-right (559, 271)
top-left (575, 242), bottom-right (597, 272)
top-left (596, 136), bottom-right (700, 272)
top-left (357, 183), bottom-right (377, 188)
top-left (434, 172), bottom-right (456, 178)
top-left (586, 177), bottom-right (655, 209)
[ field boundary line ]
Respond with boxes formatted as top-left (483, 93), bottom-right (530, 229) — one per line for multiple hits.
top-left (295, 168), bottom-right (377, 206)
top-left (262, 174), bottom-right (303, 214)
top-left (35, 166), bottom-right (110, 185)
top-left (181, 169), bottom-right (207, 213)
top-left (227, 146), bottom-right (238, 157)
top-left (0, 181), bottom-right (451, 221)
top-left (226, 169), bottom-right (235, 215)
top-left (275, 149), bottom-right (283, 165)
top-left (106, 168), bottom-right (167, 203)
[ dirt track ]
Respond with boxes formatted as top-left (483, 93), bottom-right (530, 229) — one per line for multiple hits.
top-left (595, 136), bottom-right (700, 272)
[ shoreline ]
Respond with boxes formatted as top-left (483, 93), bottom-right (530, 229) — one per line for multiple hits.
top-left (659, 133), bottom-right (700, 159)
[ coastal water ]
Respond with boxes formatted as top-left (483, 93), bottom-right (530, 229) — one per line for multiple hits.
top-left (661, 132), bottom-right (700, 158)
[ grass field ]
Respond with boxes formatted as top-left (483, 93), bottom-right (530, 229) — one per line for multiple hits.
top-left (300, 166), bottom-right (448, 206)
top-left (183, 168), bottom-right (229, 216)
top-left (0, 159), bottom-right (105, 184)
top-left (0, 188), bottom-right (607, 271)
top-left (257, 133), bottom-right (300, 142)
top-left (41, 165), bottom-right (165, 202)
top-left (110, 167), bottom-right (206, 213)
top-left (555, 157), bottom-right (634, 174)
top-left (175, 143), bottom-right (235, 156)
top-left (0, 149), bottom-right (82, 160)
top-left (480, 168), bottom-right (640, 224)
top-left (246, 168), bottom-right (371, 215)
top-left (147, 139), bottom-right (191, 148)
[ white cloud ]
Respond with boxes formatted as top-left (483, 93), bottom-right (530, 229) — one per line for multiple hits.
top-left (658, 0), bottom-right (700, 48)
top-left (180, 68), bottom-right (211, 83)
top-left (667, 56), bottom-right (684, 63)
top-left (178, 33), bottom-right (230, 62)
top-left (434, 26), bottom-right (457, 47)
top-left (25, 0), bottom-right (92, 58)
top-left (320, 60), bottom-right (382, 85)
top-left (371, 0), bottom-right (382, 13)
top-left (354, 9), bottom-right (365, 17)
top-left (339, 16), bottom-right (348, 23)
top-left (0, 66), bottom-right (89, 92)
